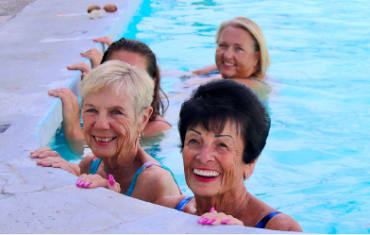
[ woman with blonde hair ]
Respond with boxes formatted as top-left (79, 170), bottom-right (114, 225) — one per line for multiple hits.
top-left (190, 17), bottom-right (270, 99)
top-left (31, 61), bottom-right (180, 203)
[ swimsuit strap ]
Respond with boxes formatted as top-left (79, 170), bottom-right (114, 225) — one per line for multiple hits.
top-left (175, 196), bottom-right (194, 211)
top-left (89, 158), bottom-right (102, 174)
top-left (126, 161), bottom-right (158, 196)
top-left (255, 211), bottom-right (282, 228)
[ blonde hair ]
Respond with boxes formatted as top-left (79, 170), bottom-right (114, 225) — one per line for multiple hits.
top-left (80, 60), bottom-right (154, 116)
top-left (216, 17), bottom-right (270, 80)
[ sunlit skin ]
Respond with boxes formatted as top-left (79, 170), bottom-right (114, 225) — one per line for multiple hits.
top-left (182, 122), bottom-right (250, 214)
top-left (216, 26), bottom-right (260, 79)
top-left (81, 85), bottom-right (141, 166)
top-left (108, 50), bottom-right (148, 73)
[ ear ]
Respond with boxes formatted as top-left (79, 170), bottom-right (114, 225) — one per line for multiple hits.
top-left (138, 106), bottom-right (153, 132)
top-left (243, 158), bottom-right (257, 180)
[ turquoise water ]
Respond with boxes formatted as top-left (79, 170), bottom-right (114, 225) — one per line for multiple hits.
top-left (50, 0), bottom-right (370, 233)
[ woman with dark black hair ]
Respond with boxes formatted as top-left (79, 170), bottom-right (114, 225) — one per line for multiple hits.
top-left (161, 79), bottom-right (302, 232)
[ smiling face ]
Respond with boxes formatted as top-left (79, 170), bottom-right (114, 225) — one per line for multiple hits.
top-left (215, 26), bottom-right (260, 79)
top-left (182, 122), bottom-right (248, 196)
top-left (81, 85), bottom-right (138, 160)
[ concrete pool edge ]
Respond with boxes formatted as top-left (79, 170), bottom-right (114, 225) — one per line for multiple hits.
top-left (0, 0), bottom-right (292, 233)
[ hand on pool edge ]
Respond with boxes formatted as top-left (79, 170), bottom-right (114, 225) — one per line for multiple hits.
top-left (198, 207), bottom-right (244, 226)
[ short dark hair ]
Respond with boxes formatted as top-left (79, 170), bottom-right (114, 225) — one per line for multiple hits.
top-left (178, 79), bottom-right (270, 164)
top-left (101, 38), bottom-right (168, 121)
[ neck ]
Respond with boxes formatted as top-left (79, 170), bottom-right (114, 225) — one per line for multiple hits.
top-left (195, 184), bottom-right (250, 217)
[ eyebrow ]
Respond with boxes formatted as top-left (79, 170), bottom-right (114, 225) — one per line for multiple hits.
top-left (188, 128), bottom-right (201, 135)
top-left (215, 134), bottom-right (235, 142)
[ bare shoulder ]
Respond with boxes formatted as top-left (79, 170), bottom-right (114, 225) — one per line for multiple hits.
top-left (138, 164), bottom-right (174, 185)
top-left (144, 115), bottom-right (171, 137)
top-left (266, 213), bottom-right (303, 232)
top-left (78, 155), bottom-right (95, 174)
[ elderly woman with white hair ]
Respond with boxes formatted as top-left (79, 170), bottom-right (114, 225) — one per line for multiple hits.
top-left (31, 60), bottom-right (180, 202)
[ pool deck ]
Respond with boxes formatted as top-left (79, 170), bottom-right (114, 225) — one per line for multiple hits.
top-left (0, 0), bottom-right (288, 233)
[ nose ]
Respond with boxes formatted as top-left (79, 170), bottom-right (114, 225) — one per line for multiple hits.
top-left (196, 143), bottom-right (215, 164)
top-left (223, 47), bottom-right (233, 59)
top-left (94, 113), bottom-right (110, 129)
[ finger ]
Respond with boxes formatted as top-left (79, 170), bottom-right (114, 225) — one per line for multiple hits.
top-left (30, 146), bottom-right (51, 156)
top-left (36, 160), bottom-right (52, 167)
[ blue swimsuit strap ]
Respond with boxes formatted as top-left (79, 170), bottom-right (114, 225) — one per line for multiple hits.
top-left (175, 196), bottom-right (194, 211)
top-left (255, 211), bottom-right (282, 228)
top-left (126, 161), bottom-right (182, 196)
top-left (89, 158), bottom-right (102, 174)
top-left (126, 161), bottom-right (158, 196)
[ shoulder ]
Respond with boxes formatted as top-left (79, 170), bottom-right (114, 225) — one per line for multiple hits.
top-left (78, 155), bottom-right (95, 174)
top-left (265, 212), bottom-right (302, 232)
top-left (138, 163), bottom-right (174, 186)
top-left (143, 115), bottom-right (171, 137)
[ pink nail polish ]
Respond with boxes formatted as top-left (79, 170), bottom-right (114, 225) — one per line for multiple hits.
top-left (207, 219), bottom-right (216, 225)
top-left (221, 219), bottom-right (230, 225)
top-left (108, 174), bottom-right (114, 186)
top-left (210, 206), bottom-right (215, 212)
top-left (85, 182), bottom-right (92, 188)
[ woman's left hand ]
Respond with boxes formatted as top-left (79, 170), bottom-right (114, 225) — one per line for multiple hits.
top-left (76, 174), bottom-right (120, 193)
top-left (198, 207), bottom-right (244, 226)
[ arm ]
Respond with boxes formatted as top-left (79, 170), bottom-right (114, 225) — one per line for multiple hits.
top-left (30, 147), bottom-right (80, 176)
top-left (191, 64), bottom-right (217, 75)
top-left (48, 88), bottom-right (85, 154)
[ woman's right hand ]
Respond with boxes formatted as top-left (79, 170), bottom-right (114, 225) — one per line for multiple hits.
top-left (48, 88), bottom-right (84, 142)
top-left (198, 207), bottom-right (244, 226)
top-left (30, 147), bottom-right (80, 175)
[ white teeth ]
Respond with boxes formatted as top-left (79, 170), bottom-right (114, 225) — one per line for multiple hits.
top-left (193, 168), bottom-right (220, 177)
top-left (95, 136), bottom-right (114, 143)
top-left (224, 62), bottom-right (234, 66)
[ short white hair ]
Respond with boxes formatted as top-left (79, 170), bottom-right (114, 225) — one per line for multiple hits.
top-left (80, 60), bottom-right (154, 115)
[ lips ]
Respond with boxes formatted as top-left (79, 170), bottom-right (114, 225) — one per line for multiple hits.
top-left (193, 168), bottom-right (220, 182)
top-left (93, 135), bottom-right (117, 143)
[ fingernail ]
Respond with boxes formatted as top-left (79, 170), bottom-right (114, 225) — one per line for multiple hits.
top-left (198, 217), bottom-right (206, 224)
top-left (221, 219), bottom-right (230, 225)
top-left (209, 206), bottom-right (215, 212)
top-left (207, 219), bottom-right (216, 225)
top-left (77, 181), bottom-right (84, 187)
top-left (108, 174), bottom-right (114, 186)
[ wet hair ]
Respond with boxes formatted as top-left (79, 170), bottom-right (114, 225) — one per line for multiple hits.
top-left (101, 38), bottom-right (168, 121)
top-left (216, 17), bottom-right (270, 80)
top-left (81, 60), bottom-right (154, 117)
top-left (178, 79), bottom-right (270, 164)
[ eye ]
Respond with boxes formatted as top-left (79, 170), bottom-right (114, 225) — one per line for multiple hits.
top-left (218, 43), bottom-right (227, 49)
top-left (188, 138), bottom-right (199, 144)
top-left (218, 142), bottom-right (229, 149)
top-left (111, 109), bottom-right (123, 115)
top-left (85, 108), bottom-right (97, 113)
top-left (236, 47), bottom-right (244, 52)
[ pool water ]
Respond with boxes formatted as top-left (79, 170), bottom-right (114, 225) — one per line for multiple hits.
top-left (49, 0), bottom-right (370, 233)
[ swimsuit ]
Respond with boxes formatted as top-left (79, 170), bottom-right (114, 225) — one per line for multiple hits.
top-left (88, 158), bottom-right (180, 196)
top-left (175, 196), bottom-right (282, 228)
